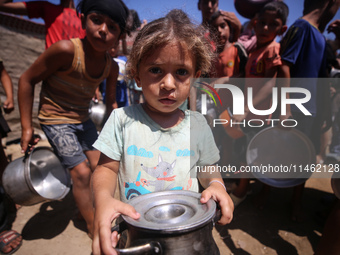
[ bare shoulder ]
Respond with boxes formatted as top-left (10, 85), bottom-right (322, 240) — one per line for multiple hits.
top-left (46, 40), bottom-right (75, 70)
top-left (48, 40), bottom-right (75, 56)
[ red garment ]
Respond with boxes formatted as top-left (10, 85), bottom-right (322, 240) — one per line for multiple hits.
top-left (25, 1), bottom-right (86, 49)
top-left (212, 45), bottom-right (240, 111)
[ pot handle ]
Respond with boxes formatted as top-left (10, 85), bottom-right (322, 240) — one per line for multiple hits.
top-left (114, 241), bottom-right (162, 254)
top-left (213, 204), bottom-right (222, 223)
top-left (111, 217), bottom-right (163, 254)
top-left (111, 216), bottom-right (127, 233)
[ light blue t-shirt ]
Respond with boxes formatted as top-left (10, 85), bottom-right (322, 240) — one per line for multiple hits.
top-left (93, 104), bottom-right (220, 203)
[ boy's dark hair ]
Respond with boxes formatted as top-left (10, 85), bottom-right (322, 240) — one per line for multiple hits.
top-left (303, 0), bottom-right (329, 15)
top-left (259, 1), bottom-right (289, 25)
top-left (198, 0), bottom-right (219, 4)
top-left (210, 11), bottom-right (232, 29)
top-left (76, 0), bottom-right (129, 33)
top-left (129, 9), bottom-right (142, 32)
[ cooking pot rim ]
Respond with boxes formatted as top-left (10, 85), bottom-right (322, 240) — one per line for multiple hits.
top-left (121, 190), bottom-right (216, 233)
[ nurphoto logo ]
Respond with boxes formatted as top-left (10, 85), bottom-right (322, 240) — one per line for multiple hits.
top-left (193, 78), bottom-right (312, 129)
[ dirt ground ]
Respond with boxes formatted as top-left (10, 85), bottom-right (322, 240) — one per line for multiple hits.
top-left (1, 21), bottom-right (339, 255)
top-left (4, 140), bottom-right (337, 255)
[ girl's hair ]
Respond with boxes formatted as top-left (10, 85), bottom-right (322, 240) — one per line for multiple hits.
top-left (127, 9), bottom-right (214, 78)
top-left (259, 1), bottom-right (289, 25)
top-left (209, 11), bottom-right (234, 43)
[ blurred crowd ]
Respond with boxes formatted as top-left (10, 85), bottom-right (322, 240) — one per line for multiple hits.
top-left (0, 0), bottom-right (340, 254)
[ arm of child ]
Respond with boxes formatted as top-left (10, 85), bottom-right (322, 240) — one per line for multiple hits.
top-left (104, 61), bottom-right (119, 115)
top-left (277, 63), bottom-right (292, 123)
top-left (198, 166), bottom-right (234, 225)
top-left (0, 1), bottom-right (28, 15)
top-left (220, 10), bottom-right (242, 42)
top-left (91, 153), bottom-right (140, 255)
top-left (0, 62), bottom-right (14, 113)
top-left (248, 68), bottom-right (277, 110)
top-left (18, 40), bottom-right (74, 153)
top-left (233, 67), bottom-right (278, 122)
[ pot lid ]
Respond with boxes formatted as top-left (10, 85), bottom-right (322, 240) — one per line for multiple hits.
top-left (122, 190), bottom-right (216, 233)
top-left (246, 126), bottom-right (315, 188)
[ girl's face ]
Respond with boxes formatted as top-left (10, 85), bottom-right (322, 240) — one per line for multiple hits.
top-left (82, 13), bottom-right (121, 53)
top-left (253, 10), bottom-right (286, 47)
top-left (211, 15), bottom-right (230, 48)
top-left (135, 42), bottom-right (200, 116)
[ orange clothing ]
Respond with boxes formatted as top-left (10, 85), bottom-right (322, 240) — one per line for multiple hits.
top-left (38, 38), bottom-right (112, 125)
top-left (244, 41), bottom-right (281, 121)
top-left (215, 45), bottom-right (240, 78)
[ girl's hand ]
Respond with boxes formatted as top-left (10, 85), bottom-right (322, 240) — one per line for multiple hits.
top-left (200, 183), bottom-right (234, 225)
top-left (92, 196), bottom-right (140, 255)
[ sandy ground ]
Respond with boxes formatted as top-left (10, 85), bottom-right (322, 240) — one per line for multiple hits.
top-left (4, 140), bottom-right (337, 255)
top-left (3, 139), bottom-right (338, 255)
top-left (1, 23), bottom-right (339, 255)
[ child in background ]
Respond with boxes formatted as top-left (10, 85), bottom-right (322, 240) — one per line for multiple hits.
top-left (210, 10), bottom-right (245, 78)
top-left (99, 44), bottom-right (129, 108)
top-left (0, 58), bottom-right (14, 177)
top-left (0, 59), bottom-right (14, 176)
top-left (91, 9), bottom-right (234, 255)
top-left (0, 0), bottom-right (86, 49)
top-left (230, 2), bottom-right (289, 206)
top-left (17, 0), bottom-right (128, 237)
top-left (280, 0), bottom-right (340, 221)
top-left (208, 10), bottom-right (246, 170)
top-left (0, 59), bottom-right (23, 255)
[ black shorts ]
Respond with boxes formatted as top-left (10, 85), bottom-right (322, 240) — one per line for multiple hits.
top-left (0, 108), bottom-right (10, 138)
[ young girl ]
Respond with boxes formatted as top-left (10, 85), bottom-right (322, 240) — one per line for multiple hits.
top-left (230, 1), bottom-right (289, 206)
top-left (18, 0), bottom-right (129, 238)
top-left (91, 9), bottom-right (234, 255)
top-left (210, 10), bottom-right (244, 78)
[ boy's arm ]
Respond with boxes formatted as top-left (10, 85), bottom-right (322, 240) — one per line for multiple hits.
top-left (0, 2), bottom-right (28, 16)
top-left (91, 154), bottom-right (140, 255)
top-left (104, 60), bottom-right (119, 115)
top-left (233, 68), bottom-right (278, 122)
top-left (0, 62), bottom-right (14, 113)
top-left (277, 63), bottom-right (291, 122)
top-left (18, 40), bottom-right (74, 152)
top-left (198, 166), bottom-right (234, 225)
top-left (250, 68), bottom-right (278, 110)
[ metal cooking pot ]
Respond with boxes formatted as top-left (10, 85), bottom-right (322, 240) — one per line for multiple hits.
top-left (2, 147), bottom-right (71, 206)
top-left (89, 100), bottom-right (106, 131)
top-left (246, 126), bottom-right (315, 187)
top-left (112, 190), bottom-right (220, 255)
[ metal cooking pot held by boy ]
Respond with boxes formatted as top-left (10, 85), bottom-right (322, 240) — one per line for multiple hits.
top-left (2, 147), bottom-right (71, 206)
